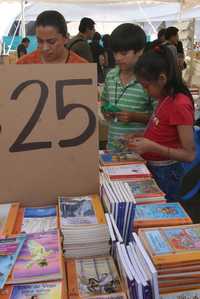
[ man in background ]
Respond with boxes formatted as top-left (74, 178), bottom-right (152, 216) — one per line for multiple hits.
top-left (68, 17), bottom-right (95, 62)
top-left (17, 37), bottom-right (30, 58)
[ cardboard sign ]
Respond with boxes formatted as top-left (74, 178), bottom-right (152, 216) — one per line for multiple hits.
top-left (0, 64), bottom-right (99, 206)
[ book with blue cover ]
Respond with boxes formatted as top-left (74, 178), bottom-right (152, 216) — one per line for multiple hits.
top-left (22, 206), bottom-right (57, 234)
top-left (134, 202), bottom-right (192, 230)
top-left (0, 234), bottom-right (26, 289)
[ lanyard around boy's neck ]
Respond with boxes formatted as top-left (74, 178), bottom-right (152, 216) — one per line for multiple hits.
top-left (114, 80), bottom-right (138, 105)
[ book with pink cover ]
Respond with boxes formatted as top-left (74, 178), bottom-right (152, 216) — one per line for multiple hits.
top-left (7, 230), bottom-right (63, 284)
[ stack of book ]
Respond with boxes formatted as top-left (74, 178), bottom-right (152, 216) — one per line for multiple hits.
top-left (102, 164), bottom-right (151, 181)
top-left (138, 224), bottom-right (200, 295)
top-left (66, 255), bottom-right (127, 299)
top-left (59, 195), bottom-right (110, 258)
top-left (101, 180), bottom-right (136, 243)
top-left (115, 233), bottom-right (159, 299)
top-left (99, 150), bottom-right (144, 166)
top-left (123, 178), bottom-right (166, 205)
top-left (134, 202), bottom-right (192, 232)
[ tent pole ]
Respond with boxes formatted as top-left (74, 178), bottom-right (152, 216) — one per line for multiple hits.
top-left (21, 0), bottom-right (26, 37)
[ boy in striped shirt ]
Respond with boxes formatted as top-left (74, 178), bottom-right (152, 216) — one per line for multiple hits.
top-left (101, 23), bottom-right (155, 150)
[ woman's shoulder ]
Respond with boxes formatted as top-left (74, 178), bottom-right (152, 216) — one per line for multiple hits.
top-left (172, 93), bottom-right (193, 107)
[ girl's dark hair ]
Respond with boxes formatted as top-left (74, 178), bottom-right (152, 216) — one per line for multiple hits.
top-left (134, 45), bottom-right (193, 102)
top-left (110, 23), bottom-right (146, 53)
top-left (36, 10), bottom-right (68, 37)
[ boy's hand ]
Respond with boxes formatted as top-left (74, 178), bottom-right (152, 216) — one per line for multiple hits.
top-left (115, 111), bottom-right (134, 123)
top-left (128, 137), bottom-right (156, 154)
top-left (125, 132), bottom-right (144, 143)
top-left (102, 112), bottom-right (115, 120)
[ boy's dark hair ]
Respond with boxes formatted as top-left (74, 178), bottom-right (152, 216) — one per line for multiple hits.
top-left (158, 28), bottom-right (166, 40)
top-left (110, 23), bottom-right (146, 53)
top-left (165, 26), bottom-right (179, 40)
top-left (134, 45), bottom-right (193, 103)
top-left (35, 10), bottom-right (68, 37)
top-left (22, 37), bottom-right (30, 43)
top-left (79, 17), bottom-right (95, 33)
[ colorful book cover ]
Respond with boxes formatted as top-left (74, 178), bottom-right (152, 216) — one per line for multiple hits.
top-left (68, 256), bottom-right (125, 298)
top-left (100, 150), bottom-right (144, 165)
top-left (139, 224), bottom-right (200, 265)
top-left (22, 206), bottom-right (57, 233)
top-left (10, 281), bottom-right (62, 299)
top-left (8, 230), bottom-right (62, 284)
top-left (0, 234), bottom-right (26, 289)
top-left (59, 196), bottom-right (98, 225)
top-left (135, 203), bottom-right (189, 221)
top-left (126, 179), bottom-right (164, 198)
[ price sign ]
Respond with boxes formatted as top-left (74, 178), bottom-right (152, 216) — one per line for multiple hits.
top-left (0, 64), bottom-right (99, 206)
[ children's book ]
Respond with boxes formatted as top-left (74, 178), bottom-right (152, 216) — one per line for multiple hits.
top-left (134, 202), bottom-right (192, 229)
top-left (0, 203), bottom-right (19, 235)
top-left (0, 234), bottom-right (26, 289)
top-left (102, 164), bottom-right (151, 180)
top-left (9, 281), bottom-right (62, 299)
top-left (8, 230), bottom-right (63, 284)
top-left (66, 255), bottom-right (126, 299)
top-left (139, 224), bottom-right (200, 266)
top-left (125, 179), bottom-right (165, 199)
top-left (21, 206), bottom-right (57, 233)
top-left (99, 150), bottom-right (144, 166)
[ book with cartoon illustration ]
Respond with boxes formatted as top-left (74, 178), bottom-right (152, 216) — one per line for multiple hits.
top-left (0, 234), bottom-right (26, 289)
top-left (66, 256), bottom-right (126, 299)
top-left (125, 178), bottom-right (165, 200)
top-left (139, 224), bottom-right (200, 266)
top-left (134, 203), bottom-right (192, 229)
top-left (21, 206), bottom-right (58, 234)
top-left (99, 150), bottom-right (144, 166)
top-left (7, 230), bottom-right (63, 284)
top-left (0, 203), bottom-right (19, 235)
top-left (9, 281), bottom-right (62, 299)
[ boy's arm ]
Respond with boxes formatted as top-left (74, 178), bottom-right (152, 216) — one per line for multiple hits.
top-left (114, 111), bottom-right (151, 123)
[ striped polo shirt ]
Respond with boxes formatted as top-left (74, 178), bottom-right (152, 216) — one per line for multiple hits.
top-left (101, 67), bottom-right (155, 150)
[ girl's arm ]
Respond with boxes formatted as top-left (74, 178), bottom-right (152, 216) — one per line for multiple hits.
top-left (129, 125), bottom-right (195, 162)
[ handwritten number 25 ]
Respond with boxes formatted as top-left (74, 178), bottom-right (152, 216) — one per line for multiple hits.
top-left (9, 79), bottom-right (96, 152)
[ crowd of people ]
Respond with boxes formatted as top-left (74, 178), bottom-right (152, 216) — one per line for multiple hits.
top-left (15, 10), bottom-right (199, 220)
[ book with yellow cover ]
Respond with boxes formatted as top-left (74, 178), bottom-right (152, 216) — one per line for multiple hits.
top-left (134, 202), bottom-right (192, 230)
top-left (0, 203), bottom-right (19, 235)
top-left (139, 224), bottom-right (200, 266)
top-left (66, 256), bottom-right (126, 299)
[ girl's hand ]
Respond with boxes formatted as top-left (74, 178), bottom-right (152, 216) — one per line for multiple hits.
top-left (103, 112), bottom-right (114, 120)
top-left (115, 112), bottom-right (134, 123)
top-left (128, 137), bottom-right (156, 154)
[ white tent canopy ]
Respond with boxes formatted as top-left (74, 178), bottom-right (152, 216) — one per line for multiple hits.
top-left (1, 0), bottom-right (200, 37)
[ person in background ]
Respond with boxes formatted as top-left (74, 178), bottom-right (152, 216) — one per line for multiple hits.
top-left (90, 32), bottom-right (107, 83)
top-left (17, 10), bottom-right (86, 64)
top-left (102, 34), bottom-right (115, 70)
top-left (150, 28), bottom-right (166, 49)
top-left (163, 26), bottom-right (179, 61)
top-left (101, 23), bottom-right (155, 150)
top-left (17, 37), bottom-right (30, 58)
top-left (68, 17), bottom-right (95, 62)
top-left (127, 45), bottom-right (195, 201)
